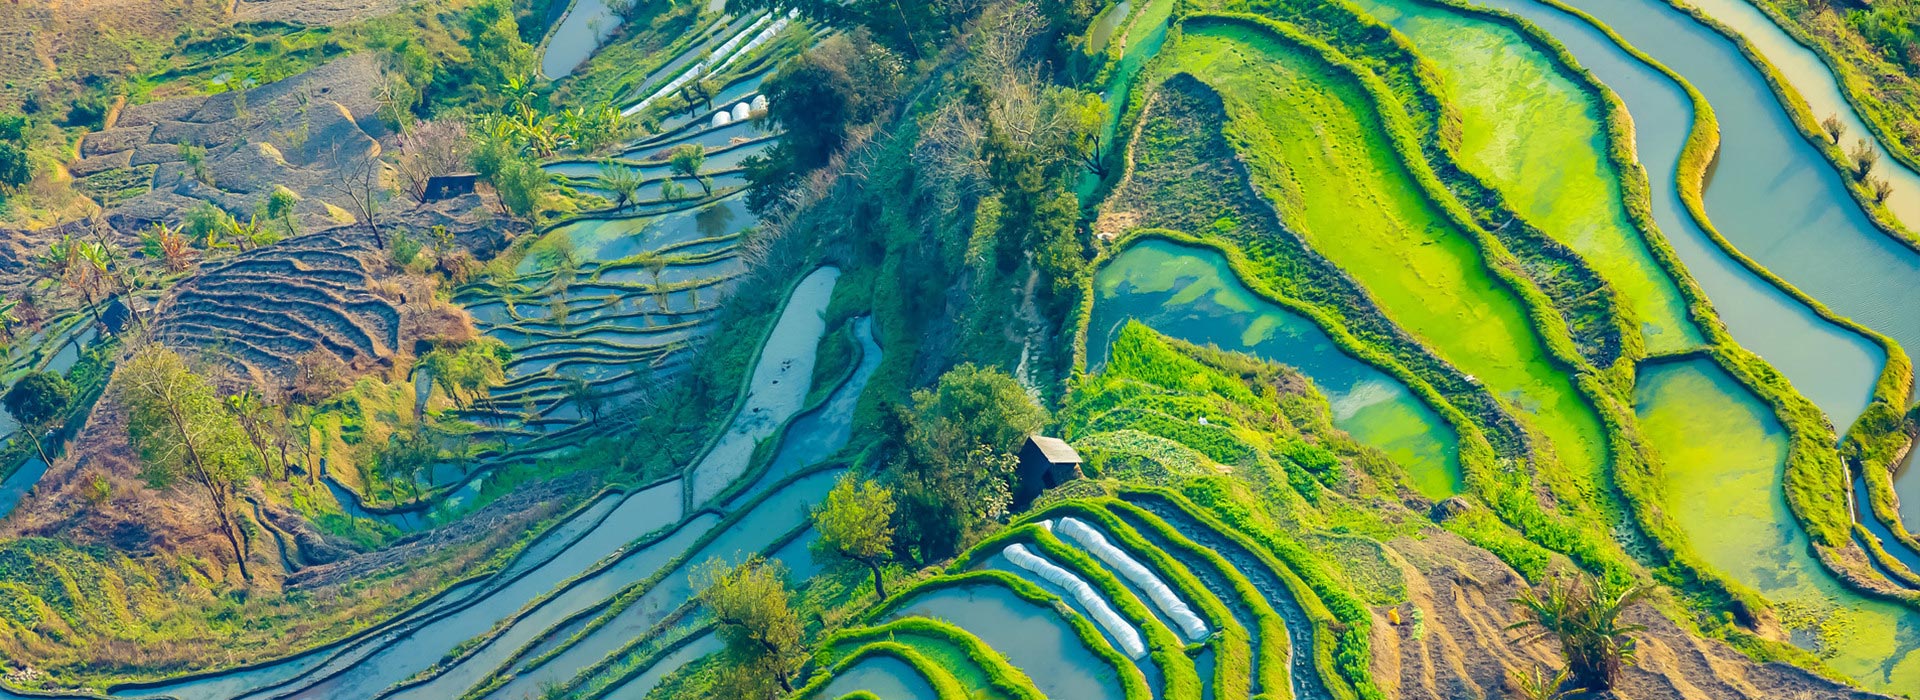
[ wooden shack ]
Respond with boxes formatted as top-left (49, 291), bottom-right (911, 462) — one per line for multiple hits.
top-left (1015, 435), bottom-right (1083, 508)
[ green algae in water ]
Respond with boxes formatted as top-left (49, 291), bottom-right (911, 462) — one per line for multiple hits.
top-left (1162, 22), bottom-right (1609, 489)
top-left (1089, 240), bottom-right (1463, 498)
top-left (1348, 0), bottom-right (1702, 355)
top-left (1636, 359), bottom-right (1920, 692)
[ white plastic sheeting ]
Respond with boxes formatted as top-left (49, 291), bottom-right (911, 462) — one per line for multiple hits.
top-left (1003, 543), bottom-right (1148, 659)
top-left (1057, 517), bottom-right (1209, 641)
top-left (623, 9), bottom-right (799, 116)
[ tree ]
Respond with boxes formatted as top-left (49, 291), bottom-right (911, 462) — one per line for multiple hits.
top-left (562, 376), bottom-right (604, 424)
top-left (812, 476), bottom-right (896, 600)
top-left (422, 338), bottom-right (510, 410)
top-left (38, 236), bottom-right (107, 331)
top-left (262, 187), bottom-right (299, 238)
top-left (889, 363), bottom-right (1045, 560)
top-left (328, 146), bottom-right (394, 247)
top-left (493, 156), bottom-right (550, 225)
top-left (1507, 574), bottom-right (1647, 691)
top-left (596, 162), bottom-right (644, 209)
top-left (695, 556), bottom-right (806, 693)
top-left (77, 232), bottom-right (145, 331)
top-left (4, 371), bottom-right (74, 468)
top-left (117, 345), bottom-right (261, 582)
top-left (143, 222), bottom-right (197, 272)
top-left (1851, 137), bottom-right (1880, 180)
top-left (0, 141), bottom-right (28, 191)
top-left (1872, 176), bottom-right (1895, 203)
top-left (1822, 113), bottom-right (1845, 144)
top-left (374, 428), bottom-right (438, 499)
top-left (669, 144), bottom-right (710, 195)
top-left (224, 388), bottom-right (282, 479)
top-left (179, 143), bottom-right (214, 186)
top-left (394, 119), bottom-right (473, 203)
top-left (1031, 189), bottom-right (1088, 301)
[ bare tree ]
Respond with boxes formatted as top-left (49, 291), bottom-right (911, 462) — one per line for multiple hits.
top-left (394, 119), bottom-right (473, 203)
top-left (327, 144), bottom-right (393, 247)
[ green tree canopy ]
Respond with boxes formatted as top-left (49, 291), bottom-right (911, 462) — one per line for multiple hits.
top-left (4, 371), bottom-right (75, 467)
top-left (669, 144), bottom-right (708, 195)
top-left (888, 363), bottom-right (1045, 561)
top-left (811, 475), bottom-right (896, 600)
top-left (694, 555), bottom-right (806, 693)
top-left (117, 345), bottom-right (261, 582)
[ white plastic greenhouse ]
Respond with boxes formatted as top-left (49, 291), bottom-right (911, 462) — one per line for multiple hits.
top-left (1057, 517), bottom-right (1209, 641)
top-left (1003, 543), bottom-right (1147, 659)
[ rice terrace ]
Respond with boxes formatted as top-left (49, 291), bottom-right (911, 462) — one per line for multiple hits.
top-left (4, 0), bottom-right (1920, 697)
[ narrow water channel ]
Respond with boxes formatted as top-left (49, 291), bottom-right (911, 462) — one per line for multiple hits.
top-left (1089, 239), bottom-right (1464, 499)
top-left (1461, 0), bottom-right (1883, 427)
top-left (1681, 0), bottom-right (1920, 231)
top-left (1534, 0), bottom-right (1919, 394)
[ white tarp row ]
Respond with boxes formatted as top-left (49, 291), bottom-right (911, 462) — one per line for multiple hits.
top-left (1056, 517), bottom-right (1210, 641)
top-left (625, 12), bottom-right (773, 116)
top-left (1003, 542), bottom-right (1148, 659)
top-left (624, 9), bottom-right (798, 117)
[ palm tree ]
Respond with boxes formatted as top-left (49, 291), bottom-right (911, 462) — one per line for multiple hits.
top-left (39, 236), bottom-right (106, 332)
top-left (76, 239), bottom-right (145, 333)
top-left (1507, 574), bottom-right (1647, 691)
top-left (145, 222), bottom-right (197, 272)
top-left (597, 162), bottom-right (644, 209)
top-left (669, 144), bottom-right (709, 196)
top-left (510, 103), bottom-right (561, 158)
top-left (1510, 667), bottom-right (1578, 700)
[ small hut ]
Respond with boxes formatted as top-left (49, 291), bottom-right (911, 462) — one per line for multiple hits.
top-left (1015, 435), bottom-right (1083, 508)
top-left (422, 173), bottom-right (478, 201)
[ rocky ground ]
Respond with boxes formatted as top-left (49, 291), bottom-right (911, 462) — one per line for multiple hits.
top-left (1372, 530), bottom-right (1890, 700)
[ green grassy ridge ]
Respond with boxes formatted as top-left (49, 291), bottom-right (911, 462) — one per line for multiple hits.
top-left (1650, 0), bottom-right (1920, 252)
top-left (1068, 228), bottom-right (1505, 500)
top-left (1854, 523), bottom-right (1920, 590)
top-left (1083, 61), bottom-right (1531, 459)
top-left (790, 640), bottom-right (970, 700)
top-left (1336, 0), bottom-right (1706, 360)
top-left (1372, 0), bottom-right (1708, 360)
top-left (1119, 485), bottom-right (1366, 700)
top-left (1175, 11), bottom-right (1609, 488)
top-left (1529, 0), bottom-right (1920, 604)
top-left (865, 570), bottom-right (1152, 700)
top-left (548, 3), bottom-right (717, 108)
top-left (1163, 13), bottom-right (1643, 583)
top-left (1101, 499), bottom-right (1291, 698)
top-left (822, 618), bottom-right (1046, 700)
top-left (547, 138), bottom-right (776, 172)
top-left (1377, 0), bottom-right (1917, 623)
top-left (1067, 227), bottom-right (1593, 586)
top-left (1243, 0), bottom-right (1634, 371)
top-left (557, 620), bottom-right (715, 700)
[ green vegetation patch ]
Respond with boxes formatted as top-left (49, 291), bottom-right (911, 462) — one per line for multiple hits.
top-left (1157, 17), bottom-right (1610, 493)
top-left (1347, 0), bottom-right (1702, 356)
